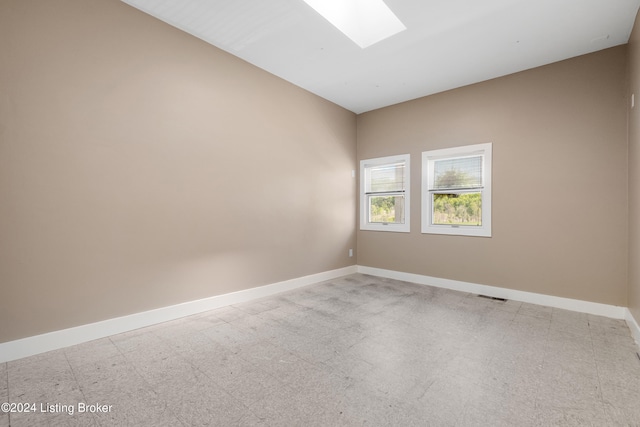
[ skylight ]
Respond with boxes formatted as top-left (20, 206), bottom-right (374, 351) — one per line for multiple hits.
top-left (302, 0), bottom-right (406, 49)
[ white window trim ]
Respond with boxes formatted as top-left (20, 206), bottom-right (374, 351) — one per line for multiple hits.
top-left (421, 143), bottom-right (492, 237)
top-left (360, 154), bottom-right (410, 233)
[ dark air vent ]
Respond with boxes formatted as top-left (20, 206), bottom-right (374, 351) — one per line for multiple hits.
top-left (478, 294), bottom-right (507, 302)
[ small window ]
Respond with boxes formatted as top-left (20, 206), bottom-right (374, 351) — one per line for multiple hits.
top-left (422, 143), bottom-right (492, 237)
top-left (360, 154), bottom-right (410, 232)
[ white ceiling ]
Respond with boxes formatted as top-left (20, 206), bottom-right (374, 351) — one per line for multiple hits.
top-left (122, 0), bottom-right (640, 114)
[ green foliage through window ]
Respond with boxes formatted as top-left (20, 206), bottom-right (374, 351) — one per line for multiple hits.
top-left (369, 195), bottom-right (404, 223)
top-left (432, 193), bottom-right (482, 226)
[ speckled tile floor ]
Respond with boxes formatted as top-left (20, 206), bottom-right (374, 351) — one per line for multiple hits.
top-left (2, 274), bottom-right (640, 426)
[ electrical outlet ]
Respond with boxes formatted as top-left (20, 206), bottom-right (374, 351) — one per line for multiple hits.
top-left (349, 249), bottom-right (353, 257)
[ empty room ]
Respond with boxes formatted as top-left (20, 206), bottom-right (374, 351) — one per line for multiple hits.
top-left (2, 0), bottom-right (640, 425)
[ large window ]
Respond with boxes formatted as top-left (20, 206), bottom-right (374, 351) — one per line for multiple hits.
top-left (360, 154), bottom-right (410, 232)
top-left (422, 143), bottom-right (492, 237)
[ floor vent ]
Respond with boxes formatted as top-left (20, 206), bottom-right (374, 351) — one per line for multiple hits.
top-left (478, 294), bottom-right (507, 302)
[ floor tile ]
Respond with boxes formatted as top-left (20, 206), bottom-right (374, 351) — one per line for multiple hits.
top-left (90, 386), bottom-right (182, 427)
top-left (199, 321), bottom-right (261, 354)
top-left (180, 311), bottom-right (228, 331)
top-left (0, 363), bottom-right (7, 403)
top-left (64, 338), bottom-right (121, 369)
top-left (517, 302), bottom-right (554, 319)
top-left (602, 383), bottom-right (640, 426)
top-left (216, 364), bottom-right (284, 407)
top-left (8, 410), bottom-right (99, 427)
top-left (248, 385), bottom-right (323, 426)
top-left (458, 382), bottom-right (538, 427)
top-left (604, 405), bottom-right (640, 426)
top-left (8, 353), bottom-right (81, 404)
top-left (108, 328), bottom-right (165, 354)
top-left (534, 402), bottom-right (610, 427)
top-left (127, 350), bottom-right (197, 388)
top-left (5, 273), bottom-right (640, 426)
top-left (0, 368), bottom-right (6, 427)
top-left (156, 373), bottom-right (247, 426)
top-left (536, 366), bottom-right (602, 410)
top-left (415, 372), bottom-right (475, 426)
top-left (70, 354), bottom-right (148, 401)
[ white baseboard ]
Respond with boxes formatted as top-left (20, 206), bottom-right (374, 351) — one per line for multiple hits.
top-left (2, 264), bottom-right (633, 364)
top-left (0, 265), bottom-right (357, 363)
top-left (357, 266), bottom-right (627, 320)
top-left (626, 309), bottom-right (640, 348)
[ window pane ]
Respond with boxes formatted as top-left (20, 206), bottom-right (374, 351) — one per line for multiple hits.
top-left (369, 162), bottom-right (405, 192)
top-left (432, 156), bottom-right (482, 190)
top-left (369, 195), bottom-right (405, 224)
top-left (432, 193), bottom-right (482, 226)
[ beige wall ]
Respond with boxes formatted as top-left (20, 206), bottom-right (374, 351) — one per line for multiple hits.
top-left (0, 0), bottom-right (634, 345)
top-left (357, 46), bottom-right (629, 306)
top-left (0, 0), bottom-right (357, 343)
top-left (629, 11), bottom-right (640, 324)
